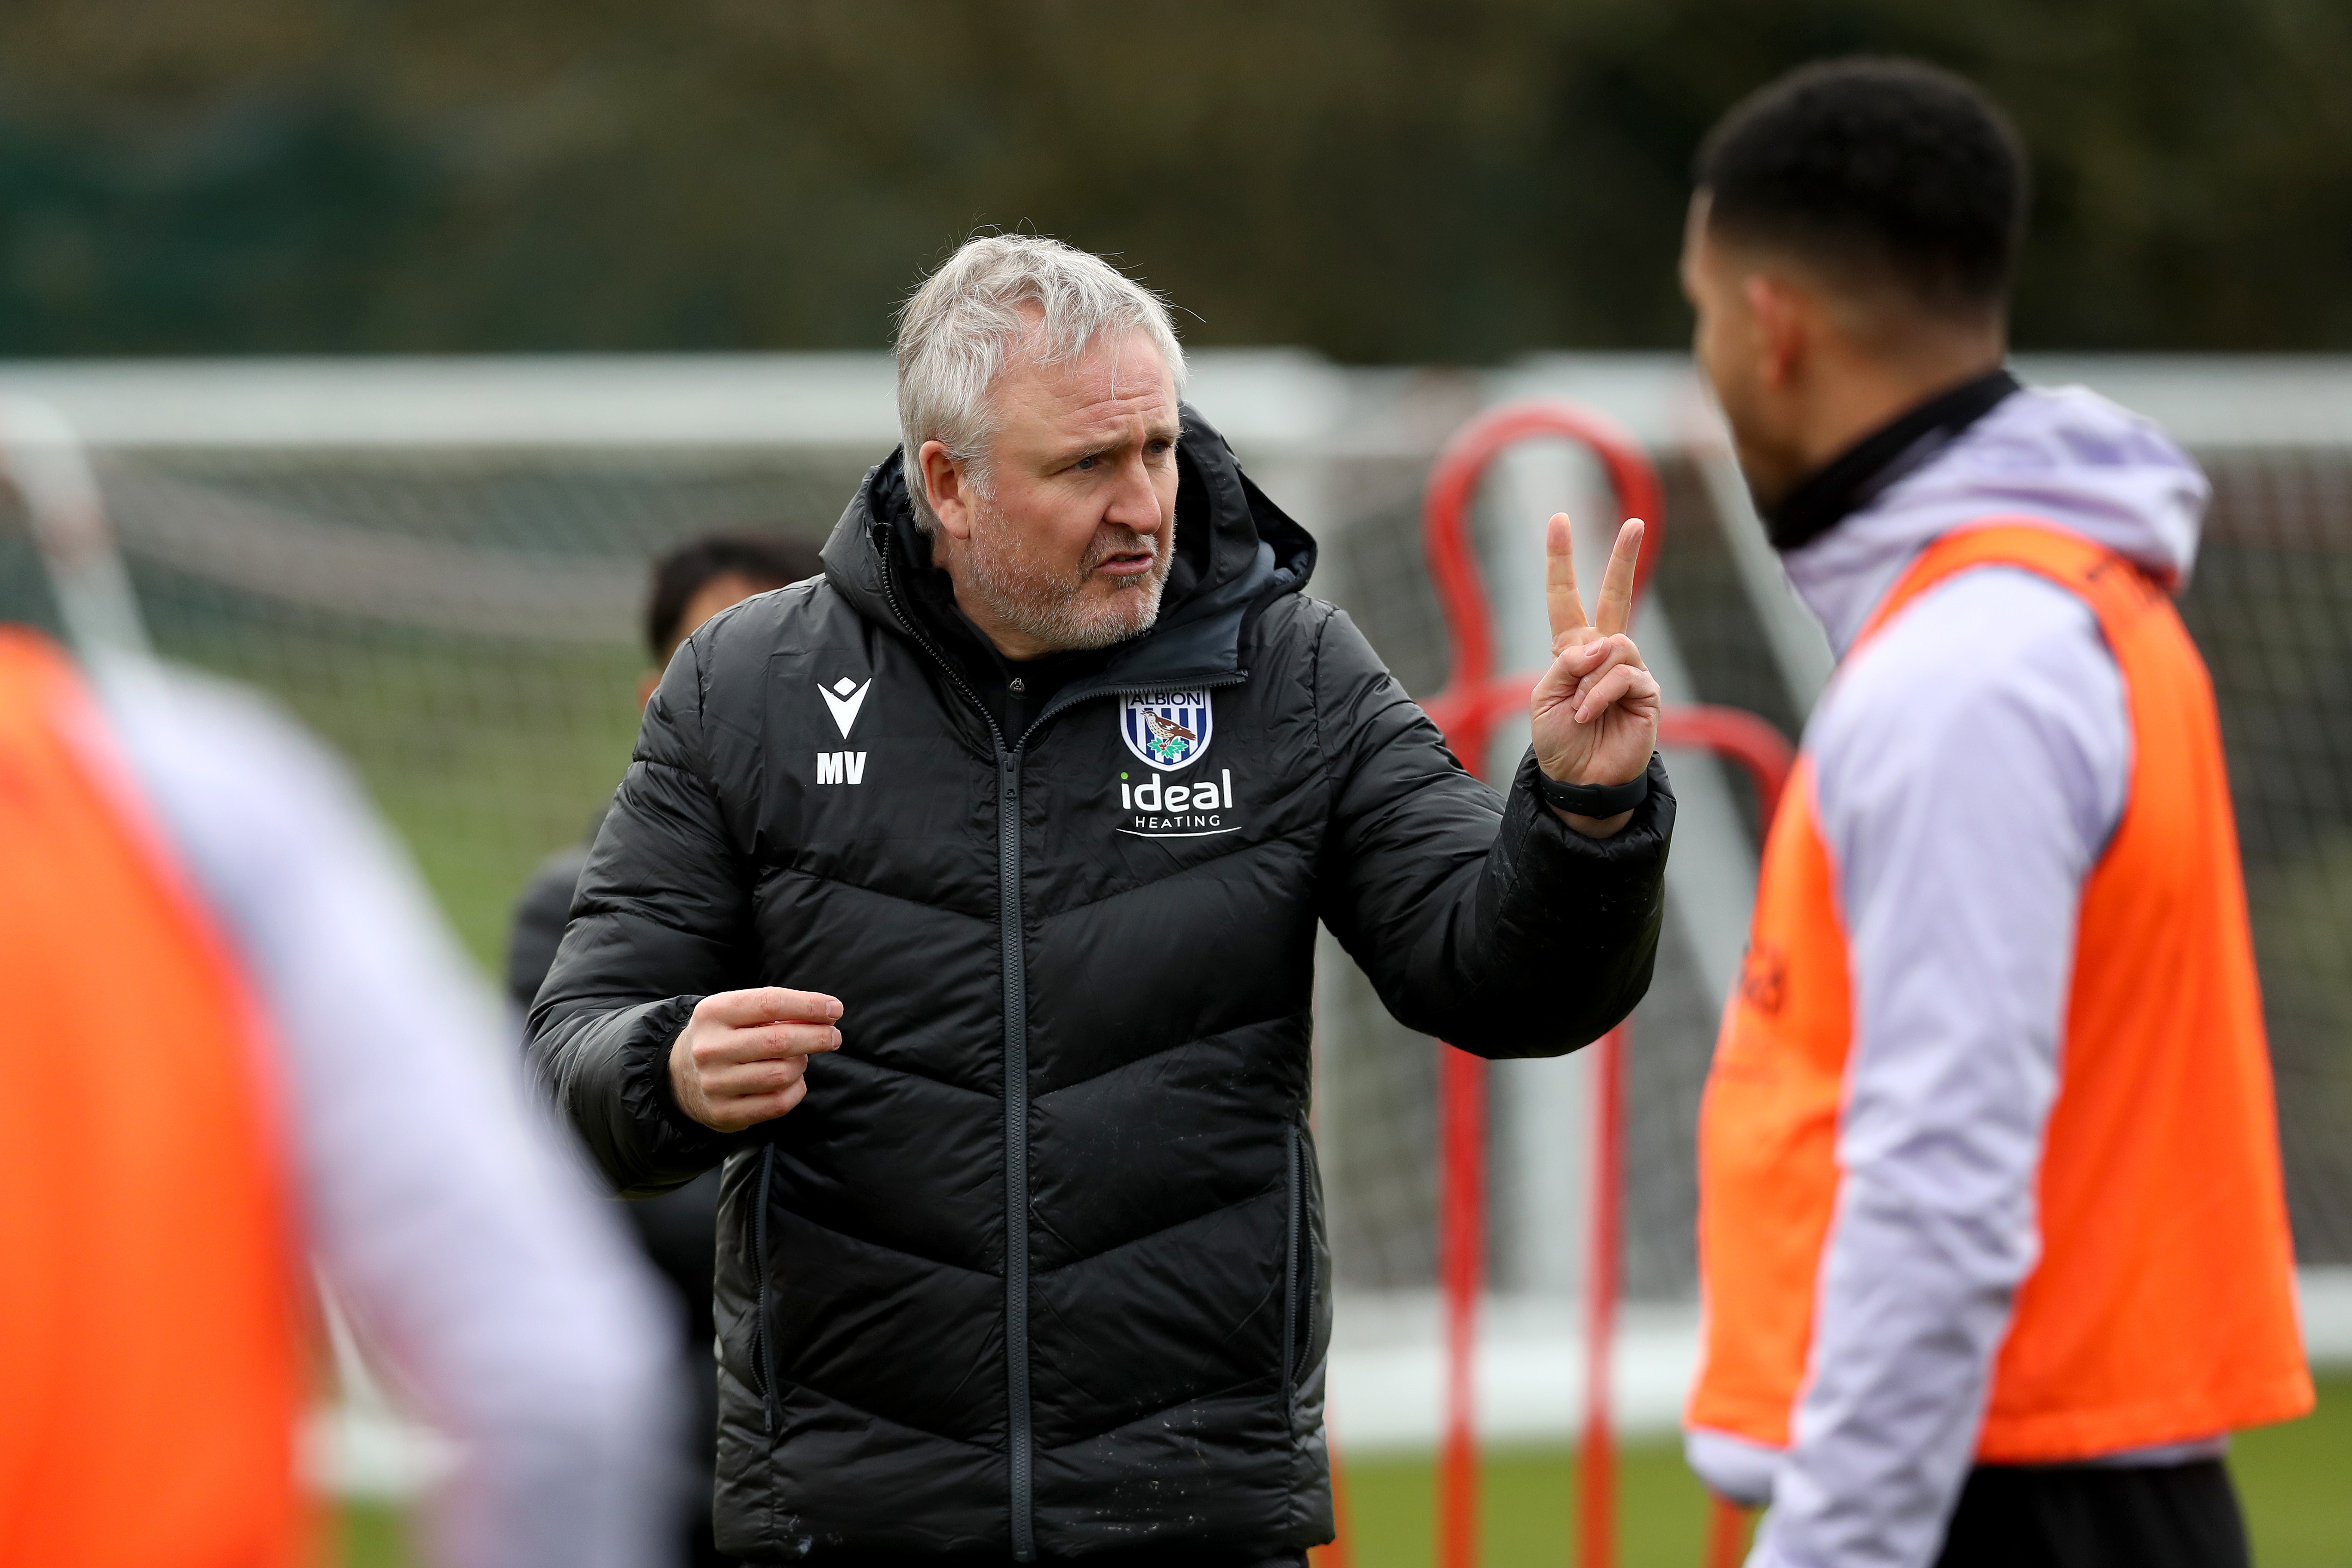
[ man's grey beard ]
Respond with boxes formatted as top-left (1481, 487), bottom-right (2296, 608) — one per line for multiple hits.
top-left (953, 492), bottom-right (1173, 652)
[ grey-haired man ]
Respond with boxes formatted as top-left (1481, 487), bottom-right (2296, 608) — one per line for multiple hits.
top-left (533, 234), bottom-right (1675, 1564)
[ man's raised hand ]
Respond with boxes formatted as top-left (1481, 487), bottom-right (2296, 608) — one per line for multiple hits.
top-left (1530, 514), bottom-right (1662, 835)
top-left (668, 987), bottom-right (842, 1133)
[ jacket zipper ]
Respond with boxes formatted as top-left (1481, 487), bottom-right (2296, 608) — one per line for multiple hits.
top-left (875, 546), bottom-right (1044, 1559)
top-left (996, 747), bottom-right (1035, 1561)
top-left (872, 538), bottom-right (1253, 1562)
top-left (753, 1142), bottom-right (778, 1430)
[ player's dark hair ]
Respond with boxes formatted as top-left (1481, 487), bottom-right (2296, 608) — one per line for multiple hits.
top-left (645, 532), bottom-right (824, 662)
top-left (1695, 57), bottom-right (2027, 318)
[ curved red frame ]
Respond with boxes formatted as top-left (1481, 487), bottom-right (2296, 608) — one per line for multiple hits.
top-left (1420, 401), bottom-right (1664, 772)
top-left (1403, 400), bottom-right (1793, 1568)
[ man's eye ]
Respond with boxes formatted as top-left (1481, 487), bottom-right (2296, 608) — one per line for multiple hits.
top-left (1073, 455), bottom-right (1098, 472)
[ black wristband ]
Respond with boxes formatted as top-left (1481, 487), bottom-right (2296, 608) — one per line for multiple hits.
top-left (1537, 766), bottom-right (1649, 818)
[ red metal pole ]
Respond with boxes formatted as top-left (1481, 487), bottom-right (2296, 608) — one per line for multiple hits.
top-left (1704, 1496), bottom-right (1753, 1568)
top-left (1437, 1044), bottom-right (1487, 1568)
top-left (1419, 401), bottom-right (1667, 1568)
top-left (1312, 1427), bottom-right (1357, 1568)
top-left (1578, 1023), bottom-right (1628, 1568)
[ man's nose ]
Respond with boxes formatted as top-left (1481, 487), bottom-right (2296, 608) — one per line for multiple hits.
top-left (1103, 450), bottom-right (1167, 535)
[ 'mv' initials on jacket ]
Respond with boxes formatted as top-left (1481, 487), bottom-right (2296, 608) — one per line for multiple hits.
top-left (815, 675), bottom-right (870, 784)
top-left (528, 408), bottom-right (1673, 1564)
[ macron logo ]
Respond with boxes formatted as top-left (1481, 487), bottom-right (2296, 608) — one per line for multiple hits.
top-left (821, 676), bottom-right (871, 738)
top-left (817, 678), bottom-right (871, 785)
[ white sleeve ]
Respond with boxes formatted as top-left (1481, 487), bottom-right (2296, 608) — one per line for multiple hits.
top-left (1748, 570), bottom-right (2129, 1568)
top-left (95, 657), bottom-right (679, 1568)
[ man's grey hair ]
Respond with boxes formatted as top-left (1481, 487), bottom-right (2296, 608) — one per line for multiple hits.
top-left (894, 234), bottom-right (1188, 533)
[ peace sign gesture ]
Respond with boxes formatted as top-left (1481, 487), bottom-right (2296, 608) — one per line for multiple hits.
top-left (1530, 514), bottom-right (1661, 830)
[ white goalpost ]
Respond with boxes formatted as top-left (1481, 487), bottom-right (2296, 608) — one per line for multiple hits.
top-left (5, 352), bottom-right (2349, 1515)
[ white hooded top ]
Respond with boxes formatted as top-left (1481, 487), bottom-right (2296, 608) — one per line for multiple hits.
top-left (1684, 385), bottom-right (2219, 1568)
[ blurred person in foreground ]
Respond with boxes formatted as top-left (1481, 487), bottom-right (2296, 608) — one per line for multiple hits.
top-left (1678, 59), bottom-right (2311, 1568)
top-left (532, 234), bottom-right (1676, 1564)
top-left (0, 626), bottom-right (674, 1568)
top-left (507, 530), bottom-right (822, 1568)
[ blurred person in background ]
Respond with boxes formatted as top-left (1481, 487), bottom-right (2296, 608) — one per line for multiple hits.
top-left (507, 530), bottom-right (821, 1568)
top-left (507, 533), bottom-right (824, 1005)
top-left (1678, 59), bottom-right (2312, 1568)
top-left (0, 626), bottom-right (674, 1568)
top-left (532, 234), bottom-right (1674, 1564)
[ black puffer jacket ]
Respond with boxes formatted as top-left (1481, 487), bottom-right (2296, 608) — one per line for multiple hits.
top-left (531, 408), bottom-right (1673, 1563)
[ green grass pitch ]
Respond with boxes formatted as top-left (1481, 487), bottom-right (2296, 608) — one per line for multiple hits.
top-left (333, 1376), bottom-right (2349, 1565)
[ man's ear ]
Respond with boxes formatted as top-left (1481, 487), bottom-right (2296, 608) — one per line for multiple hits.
top-left (1745, 273), bottom-right (1811, 391)
top-left (919, 440), bottom-right (976, 542)
top-left (638, 669), bottom-right (661, 709)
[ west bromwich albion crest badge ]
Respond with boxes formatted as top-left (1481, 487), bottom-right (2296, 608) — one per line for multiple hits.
top-left (1120, 690), bottom-right (1213, 771)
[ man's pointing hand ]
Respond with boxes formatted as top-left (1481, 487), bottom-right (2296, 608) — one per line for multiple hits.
top-left (669, 987), bottom-right (842, 1133)
top-left (1530, 514), bottom-right (1662, 837)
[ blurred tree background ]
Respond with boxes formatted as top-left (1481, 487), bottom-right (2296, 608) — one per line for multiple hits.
top-left (2, 0), bottom-right (2349, 361)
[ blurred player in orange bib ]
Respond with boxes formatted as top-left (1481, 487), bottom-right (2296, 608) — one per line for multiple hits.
top-left (1676, 59), bottom-right (2312, 1568)
top-left (0, 628), bottom-right (675, 1568)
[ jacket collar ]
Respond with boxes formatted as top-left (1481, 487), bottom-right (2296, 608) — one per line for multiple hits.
top-left (1779, 382), bottom-right (2210, 658)
top-left (1764, 367), bottom-right (2021, 553)
top-left (819, 403), bottom-right (1317, 694)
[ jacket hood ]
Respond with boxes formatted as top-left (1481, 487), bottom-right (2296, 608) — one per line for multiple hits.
top-left (819, 403), bottom-right (1317, 688)
top-left (1783, 384), bottom-right (2211, 656)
